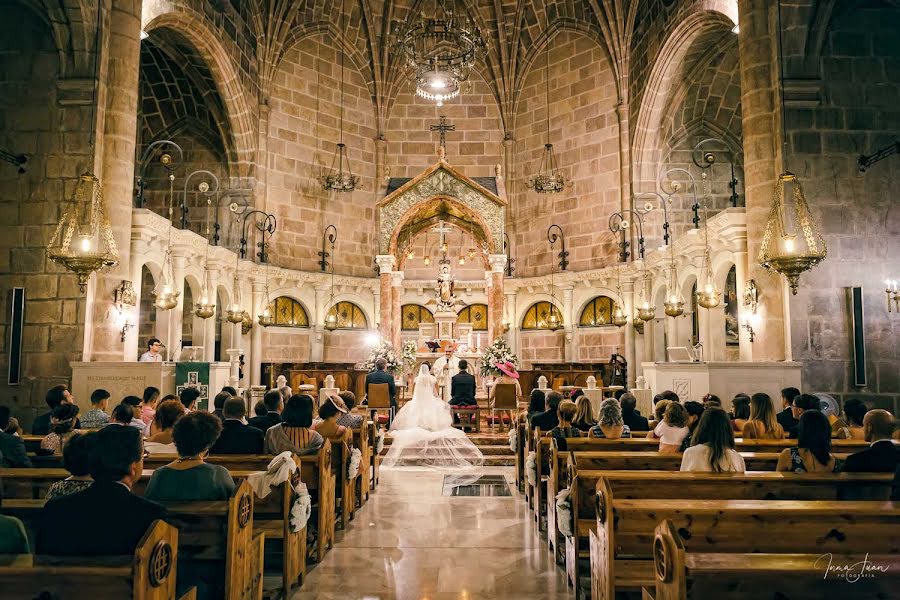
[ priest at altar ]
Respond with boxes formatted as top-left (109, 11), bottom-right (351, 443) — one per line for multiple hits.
top-left (432, 348), bottom-right (460, 401)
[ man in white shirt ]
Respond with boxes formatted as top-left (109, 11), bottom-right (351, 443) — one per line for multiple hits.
top-left (433, 348), bottom-right (460, 402)
top-left (139, 338), bottom-right (163, 362)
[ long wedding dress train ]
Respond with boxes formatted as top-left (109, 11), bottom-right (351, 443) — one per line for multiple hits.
top-left (381, 365), bottom-right (484, 469)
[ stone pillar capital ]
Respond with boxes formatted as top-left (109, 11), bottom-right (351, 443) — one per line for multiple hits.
top-left (390, 271), bottom-right (405, 287)
top-left (375, 254), bottom-right (396, 274)
top-left (488, 254), bottom-right (507, 273)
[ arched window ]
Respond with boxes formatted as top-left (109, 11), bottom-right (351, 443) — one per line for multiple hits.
top-left (457, 303), bottom-right (488, 331)
top-left (401, 304), bottom-right (434, 330)
top-left (579, 296), bottom-right (615, 327)
top-left (521, 301), bottom-right (563, 330)
top-left (272, 296), bottom-right (309, 327)
top-left (325, 301), bottom-right (368, 329)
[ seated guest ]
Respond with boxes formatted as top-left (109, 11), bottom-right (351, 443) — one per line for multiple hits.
top-left (221, 386), bottom-right (238, 397)
top-left (36, 425), bottom-right (166, 555)
top-left (489, 361), bottom-right (523, 401)
top-left (249, 390), bottom-right (283, 432)
top-left (835, 398), bottom-right (868, 440)
top-left (121, 396), bottom-right (149, 436)
top-left (681, 407), bottom-right (746, 473)
top-left (787, 393), bottom-right (821, 438)
top-left (210, 397), bottom-right (264, 454)
top-left (549, 400), bottom-right (582, 450)
top-left (141, 386), bottom-right (160, 426)
top-left (450, 359), bottom-right (477, 407)
top-left (81, 388), bottom-right (111, 429)
top-left (731, 394), bottom-right (751, 432)
top-left (842, 409), bottom-right (899, 473)
top-left (41, 403), bottom-right (80, 455)
top-left (525, 389), bottom-right (546, 425)
top-left (777, 410), bottom-right (840, 472)
top-left (0, 488), bottom-right (29, 554)
top-left (0, 406), bottom-right (31, 467)
top-left (572, 395), bottom-right (596, 432)
top-left (777, 387), bottom-right (801, 435)
top-left (619, 393), bottom-right (649, 431)
top-left (3, 416), bottom-right (21, 436)
top-left (265, 395), bottom-right (325, 456)
top-left (211, 390), bottom-right (229, 422)
top-left (742, 393), bottom-right (785, 439)
top-left (180, 387), bottom-right (202, 412)
top-left (252, 401), bottom-right (268, 418)
top-left (649, 402), bottom-right (689, 453)
top-left (313, 395), bottom-right (352, 444)
top-left (337, 391), bottom-right (365, 429)
top-left (702, 394), bottom-right (722, 409)
top-left (46, 431), bottom-right (95, 501)
top-left (660, 390), bottom-right (680, 403)
top-left (531, 391), bottom-right (563, 432)
top-left (589, 398), bottom-right (632, 439)
top-left (146, 412), bottom-right (235, 501)
top-left (679, 401), bottom-right (706, 451)
top-left (33, 384), bottom-right (77, 435)
top-left (648, 398), bottom-right (671, 430)
top-left (144, 399), bottom-right (184, 454)
top-left (110, 403), bottom-right (135, 426)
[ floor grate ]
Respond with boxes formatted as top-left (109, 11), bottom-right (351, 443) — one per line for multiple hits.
top-left (441, 474), bottom-right (512, 497)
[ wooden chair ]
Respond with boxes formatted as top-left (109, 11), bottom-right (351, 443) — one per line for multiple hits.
top-left (366, 383), bottom-right (394, 426)
top-left (487, 383), bottom-right (518, 432)
top-left (450, 404), bottom-right (480, 432)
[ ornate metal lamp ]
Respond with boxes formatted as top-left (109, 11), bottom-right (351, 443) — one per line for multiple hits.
top-left (663, 265), bottom-right (684, 317)
top-left (257, 224), bottom-right (277, 328)
top-left (527, 20), bottom-right (567, 194)
top-left (193, 175), bottom-right (220, 319)
top-left (611, 267), bottom-right (628, 327)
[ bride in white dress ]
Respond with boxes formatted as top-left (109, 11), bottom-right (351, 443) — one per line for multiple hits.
top-left (381, 364), bottom-right (484, 468)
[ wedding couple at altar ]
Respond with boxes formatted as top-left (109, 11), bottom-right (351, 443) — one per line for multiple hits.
top-left (381, 361), bottom-right (483, 469)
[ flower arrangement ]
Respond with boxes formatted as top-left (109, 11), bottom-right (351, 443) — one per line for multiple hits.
top-left (363, 339), bottom-right (402, 375)
top-left (400, 339), bottom-right (418, 370)
top-left (290, 482), bottom-right (311, 533)
top-left (480, 337), bottom-right (519, 377)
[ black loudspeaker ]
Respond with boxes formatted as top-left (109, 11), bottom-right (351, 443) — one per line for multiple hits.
top-left (848, 286), bottom-right (866, 387)
top-left (8, 287), bottom-right (24, 385)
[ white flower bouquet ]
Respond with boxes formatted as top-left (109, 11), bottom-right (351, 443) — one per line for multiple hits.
top-left (347, 447), bottom-right (362, 479)
top-left (362, 339), bottom-right (402, 375)
top-left (290, 481), bottom-right (311, 533)
top-left (556, 487), bottom-right (573, 537)
top-left (480, 337), bottom-right (519, 378)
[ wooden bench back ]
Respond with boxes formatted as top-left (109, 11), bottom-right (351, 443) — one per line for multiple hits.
top-left (569, 451), bottom-right (788, 476)
top-left (563, 437), bottom-right (869, 454)
top-left (493, 384), bottom-right (518, 410)
top-left (367, 383), bottom-right (391, 408)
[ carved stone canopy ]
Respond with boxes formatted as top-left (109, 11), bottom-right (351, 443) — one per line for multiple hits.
top-left (378, 160), bottom-right (506, 256)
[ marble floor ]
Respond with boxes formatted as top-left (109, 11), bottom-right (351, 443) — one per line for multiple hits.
top-left (290, 466), bottom-right (572, 600)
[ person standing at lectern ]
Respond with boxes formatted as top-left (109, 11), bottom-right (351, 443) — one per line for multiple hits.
top-left (139, 338), bottom-right (163, 362)
top-left (449, 360), bottom-right (476, 407)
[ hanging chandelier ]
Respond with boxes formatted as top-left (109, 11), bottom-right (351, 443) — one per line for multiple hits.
top-left (320, 0), bottom-right (359, 193)
top-left (194, 180), bottom-right (219, 319)
top-left (527, 28), bottom-right (567, 194)
top-left (394, 0), bottom-right (485, 106)
top-left (636, 270), bottom-right (656, 322)
top-left (663, 231), bottom-right (684, 317)
top-left (611, 266), bottom-right (628, 327)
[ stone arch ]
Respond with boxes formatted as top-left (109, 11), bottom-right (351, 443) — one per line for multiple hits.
top-left (519, 297), bottom-right (565, 330)
top-left (576, 294), bottom-right (618, 328)
top-left (143, 12), bottom-right (256, 176)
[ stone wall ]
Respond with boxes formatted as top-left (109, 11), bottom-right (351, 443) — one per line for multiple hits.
top-left (0, 5), bottom-right (90, 420)
top-left (575, 329), bottom-right (626, 365)
top-left (784, 3), bottom-right (900, 411)
top-left (510, 30), bottom-right (621, 276)
top-left (262, 328), bottom-right (312, 363)
top-left (518, 330), bottom-right (566, 366)
top-left (323, 330), bottom-right (370, 364)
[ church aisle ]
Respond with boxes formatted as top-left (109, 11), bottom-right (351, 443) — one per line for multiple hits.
top-left (290, 467), bottom-right (572, 600)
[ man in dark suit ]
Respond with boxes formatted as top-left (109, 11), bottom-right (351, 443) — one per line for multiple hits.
top-left (36, 425), bottom-right (166, 556)
top-left (776, 387), bottom-right (800, 435)
top-left (249, 390), bottom-right (283, 433)
top-left (365, 358), bottom-right (396, 409)
top-left (843, 410), bottom-right (899, 473)
top-left (0, 406), bottom-right (30, 467)
top-left (449, 360), bottom-right (477, 407)
top-left (211, 397), bottom-right (264, 454)
top-left (32, 384), bottom-right (79, 435)
top-left (619, 393), bottom-right (650, 431)
top-left (786, 393), bottom-right (819, 438)
top-left (531, 391), bottom-right (563, 432)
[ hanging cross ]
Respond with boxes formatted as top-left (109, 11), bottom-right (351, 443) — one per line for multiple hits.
top-left (430, 116), bottom-right (455, 151)
top-left (431, 220), bottom-right (452, 251)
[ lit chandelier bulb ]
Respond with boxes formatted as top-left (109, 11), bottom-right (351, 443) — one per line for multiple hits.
top-left (79, 234), bottom-right (92, 253)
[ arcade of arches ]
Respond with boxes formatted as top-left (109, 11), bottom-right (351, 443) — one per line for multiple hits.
top-left (1, 0), bottom-right (898, 418)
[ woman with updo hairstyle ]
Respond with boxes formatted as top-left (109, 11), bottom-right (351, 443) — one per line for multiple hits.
top-left (265, 394), bottom-right (325, 456)
top-left (145, 399), bottom-right (185, 454)
top-left (145, 411), bottom-right (234, 501)
top-left (41, 403), bottom-right (80, 455)
top-left (45, 431), bottom-right (96, 501)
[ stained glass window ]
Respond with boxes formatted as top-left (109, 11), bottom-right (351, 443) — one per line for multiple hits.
top-left (521, 301), bottom-right (563, 330)
top-left (325, 301), bottom-right (368, 329)
top-left (578, 296), bottom-right (614, 327)
top-left (272, 296), bottom-right (309, 327)
top-left (457, 303), bottom-right (488, 331)
top-left (401, 304), bottom-right (434, 330)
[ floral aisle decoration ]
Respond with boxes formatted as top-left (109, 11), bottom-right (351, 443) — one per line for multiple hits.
top-left (508, 427), bottom-right (517, 452)
top-left (555, 487), bottom-right (573, 537)
top-left (375, 428), bottom-right (386, 454)
top-left (363, 339), bottom-right (402, 375)
top-left (526, 450), bottom-right (537, 485)
top-left (290, 481), bottom-right (311, 533)
top-left (347, 447), bottom-right (362, 479)
top-left (480, 337), bottom-right (519, 378)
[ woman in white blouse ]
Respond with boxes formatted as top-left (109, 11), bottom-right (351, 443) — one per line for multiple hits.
top-left (680, 407), bottom-right (746, 473)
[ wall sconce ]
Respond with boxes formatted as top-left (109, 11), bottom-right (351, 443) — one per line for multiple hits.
top-left (885, 279), bottom-right (899, 313)
top-left (741, 313), bottom-right (760, 343)
top-left (114, 280), bottom-right (137, 342)
top-left (743, 279), bottom-right (759, 314)
top-left (547, 224), bottom-right (569, 270)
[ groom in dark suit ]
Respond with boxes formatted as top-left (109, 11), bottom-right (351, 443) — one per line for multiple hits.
top-left (365, 358), bottom-right (396, 409)
top-left (449, 360), bottom-right (477, 407)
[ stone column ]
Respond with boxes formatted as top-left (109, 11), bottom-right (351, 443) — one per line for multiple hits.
top-left (502, 136), bottom-right (515, 196)
top-left (85, 0), bottom-right (142, 361)
top-left (487, 255), bottom-right (507, 343)
top-left (733, 247), bottom-right (753, 361)
top-left (615, 101), bottom-right (632, 215)
top-left (166, 254), bottom-right (187, 356)
top-left (562, 285), bottom-right (575, 362)
top-left (623, 278), bottom-right (636, 387)
top-left (390, 271), bottom-right (404, 349)
top-left (374, 136), bottom-right (388, 189)
top-left (203, 268), bottom-right (219, 362)
top-left (255, 103), bottom-right (270, 212)
top-left (504, 291), bottom-right (517, 354)
top-left (250, 280), bottom-right (265, 385)
top-left (375, 255), bottom-right (395, 338)
top-left (666, 314), bottom-right (678, 351)
top-left (738, 0), bottom-right (786, 360)
top-left (311, 283), bottom-right (329, 362)
top-left (698, 305), bottom-right (711, 362)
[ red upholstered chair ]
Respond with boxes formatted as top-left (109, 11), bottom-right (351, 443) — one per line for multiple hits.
top-left (451, 405), bottom-right (480, 433)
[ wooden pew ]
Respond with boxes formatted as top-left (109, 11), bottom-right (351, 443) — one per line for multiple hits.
top-left (582, 476), bottom-right (900, 600)
top-left (532, 432), bottom-right (553, 528)
top-left (351, 422), bottom-right (373, 507)
top-left (3, 483), bottom-right (265, 600)
top-left (649, 519), bottom-right (900, 600)
top-left (0, 520), bottom-right (195, 600)
top-left (330, 440), bottom-right (356, 529)
top-left (569, 451), bottom-right (794, 472)
top-left (563, 437), bottom-right (869, 454)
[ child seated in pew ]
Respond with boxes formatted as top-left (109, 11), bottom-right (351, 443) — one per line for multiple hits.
top-left (648, 401), bottom-right (690, 453)
top-left (265, 394), bottom-right (325, 457)
top-left (548, 400), bottom-right (582, 451)
top-left (679, 401), bottom-right (705, 451)
top-left (313, 395), bottom-right (353, 444)
top-left (40, 403), bottom-right (80, 455)
top-left (46, 431), bottom-right (95, 501)
top-left (776, 410), bottom-right (842, 473)
top-left (647, 398), bottom-right (671, 430)
top-left (0, 488), bottom-right (30, 554)
top-left (680, 407), bottom-right (746, 473)
top-left (145, 412), bottom-right (236, 501)
top-left (589, 399), bottom-right (632, 439)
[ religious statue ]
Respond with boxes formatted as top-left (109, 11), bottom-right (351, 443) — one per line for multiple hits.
top-left (429, 263), bottom-right (462, 312)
